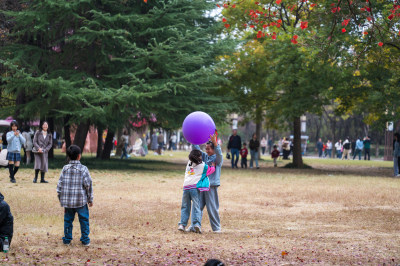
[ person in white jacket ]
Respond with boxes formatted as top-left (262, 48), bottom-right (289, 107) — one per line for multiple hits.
top-left (335, 139), bottom-right (343, 159)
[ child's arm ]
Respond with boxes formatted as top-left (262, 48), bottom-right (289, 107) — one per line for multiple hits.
top-left (210, 133), bottom-right (223, 166)
top-left (56, 171), bottom-right (63, 201)
top-left (6, 132), bottom-right (15, 142)
top-left (83, 168), bottom-right (94, 206)
top-left (206, 163), bottom-right (216, 176)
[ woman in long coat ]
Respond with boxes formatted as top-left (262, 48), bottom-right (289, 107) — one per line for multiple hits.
top-left (33, 121), bottom-right (52, 183)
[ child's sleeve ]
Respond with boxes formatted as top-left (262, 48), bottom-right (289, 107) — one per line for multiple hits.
top-left (215, 145), bottom-right (223, 166)
top-left (83, 168), bottom-right (94, 203)
top-left (56, 171), bottom-right (63, 200)
top-left (206, 165), bottom-right (215, 176)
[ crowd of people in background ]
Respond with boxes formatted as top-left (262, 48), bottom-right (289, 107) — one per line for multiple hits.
top-left (317, 136), bottom-right (371, 160)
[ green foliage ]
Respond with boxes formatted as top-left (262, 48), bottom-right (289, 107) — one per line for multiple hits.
top-left (0, 0), bottom-right (233, 130)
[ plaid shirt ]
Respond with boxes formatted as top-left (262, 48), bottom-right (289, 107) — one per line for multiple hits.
top-left (56, 160), bottom-right (93, 208)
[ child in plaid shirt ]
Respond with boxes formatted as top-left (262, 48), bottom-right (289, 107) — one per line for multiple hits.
top-left (57, 145), bottom-right (93, 246)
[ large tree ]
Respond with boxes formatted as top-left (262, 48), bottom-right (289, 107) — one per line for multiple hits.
top-left (0, 0), bottom-right (232, 157)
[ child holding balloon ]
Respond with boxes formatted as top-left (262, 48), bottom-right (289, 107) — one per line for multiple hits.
top-left (178, 150), bottom-right (215, 234)
top-left (189, 133), bottom-right (223, 233)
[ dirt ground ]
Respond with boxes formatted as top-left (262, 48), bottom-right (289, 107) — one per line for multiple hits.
top-left (1, 153), bottom-right (399, 265)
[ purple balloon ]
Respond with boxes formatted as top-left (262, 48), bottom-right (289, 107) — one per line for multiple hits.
top-left (182, 111), bottom-right (216, 145)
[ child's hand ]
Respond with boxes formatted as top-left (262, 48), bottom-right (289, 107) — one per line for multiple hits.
top-left (88, 202), bottom-right (93, 207)
top-left (211, 162), bottom-right (216, 167)
top-left (209, 133), bottom-right (218, 146)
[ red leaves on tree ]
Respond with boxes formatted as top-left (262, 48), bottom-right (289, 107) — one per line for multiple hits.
top-left (342, 19), bottom-right (350, 26)
top-left (272, 32), bottom-right (277, 40)
top-left (363, 31), bottom-right (368, 35)
top-left (367, 16), bottom-right (372, 22)
top-left (341, 28), bottom-right (346, 33)
top-left (388, 14), bottom-right (394, 20)
top-left (222, 18), bottom-right (227, 22)
top-left (300, 21), bottom-right (308, 30)
top-left (276, 0), bottom-right (282, 5)
top-left (224, 23), bottom-right (230, 28)
top-left (144, 0), bottom-right (147, 2)
top-left (378, 42), bottom-right (383, 47)
top-left (310, 3), bottom-right (316, 7)
top-left (216, 4), bottom-right (221, 8)
top-left (232, 4), bottom-right (236, 8)
top-left (366, 7), bottom-right (371, 12)
top-left (257, 31), bottom-right (265, 38)
top-left (291, 35), bottom-right (298, 44)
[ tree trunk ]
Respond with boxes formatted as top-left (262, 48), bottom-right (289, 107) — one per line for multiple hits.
top-left (48, 117), bottom-right (55, 159)
top-left (292, 116), bottom-right (303, 168)
top-left (101, 129), bottom-right (115, 160)
top-left (96, 125), bottom-right (104, 158)
top-left (115, 129), bottom-right (123, 157)
top-left (64, 116), bottom-right (72, 151)
top-left (73, 121), bottom-right (90, 153)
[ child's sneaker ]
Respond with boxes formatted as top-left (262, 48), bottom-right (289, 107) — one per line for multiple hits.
top-left (82, 242), bottom-right (90, 247)
top-left (178, 224), bottom-right (185, 232)
top-left (194, 225), bottom-right (202, 234)
top-left (185, 227), bottom-right (195, 233)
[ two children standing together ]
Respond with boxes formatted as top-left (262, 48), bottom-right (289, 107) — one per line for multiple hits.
top-left (179, 133), bottom-right (223, 233)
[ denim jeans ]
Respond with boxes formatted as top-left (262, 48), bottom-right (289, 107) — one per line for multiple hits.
top-left (121, 143), bottom-right (128, 159)
top-left (364, 148), bottom-right (370, 160)
top-left (250, 150), bottom-right (259, 168)
top-left (230, 148), bottom-right (239, 168)
top-left (326, 149), bottom-right (332, 158)
top-left (336, 151), bottom-right (342, 159)
top-left (63, 205), bottom-right (90, 245)
top-left (353, 149), bottom-right (362, 160)
top-left (179, 189), bottom-right (201, 228)
top-left (394, 156), bottom-right (399, 176)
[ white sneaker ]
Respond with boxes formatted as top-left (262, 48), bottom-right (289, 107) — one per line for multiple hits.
top-left (82, 242), bottom-right (90, 247)
top-left (194, 225), bottom-right (202, 234)
top-left (178, 224), bottom-right (185, 231)
top-left (185, 227), bottom-right (195, 233)
top-left (213, 230), bottom-right (222, 233)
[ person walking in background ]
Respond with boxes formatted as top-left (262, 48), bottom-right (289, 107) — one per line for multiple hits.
top-left (240, 143), bottom-right (248, 169)
top-left (335, 139), bottom-right (343, 159)
top-left (353, 137), bottom-right (363, 160)
top-left (227, 129), bottom-right (241, 169)
top-left (351, 139), bottom-right (356, 155)
top-left (22, 126), bottom-right (33, 165)
top-left (271, 145), bottom-right (280, 167)
top-left (394, 133), bottom-right (400, 177)
top-left (151, 132), bottom-right (158, 153)
top-left (260, 137), bottom-right (267, 156)
top-left (33, 121), bottom-right (52, 183)
top-left (342, 138), bottom-right (351, 160)
top-left (282, 137), bottom-right (290, 160)
top-left (170, 133), bottom-right (177, 151)
top-left (326, 140), bottom-right (332, 158)
top-left (120, 131), bottom-right (129, 159)
top-left (157, 131), bottom-right (164, 155)
top-left (7, 120), bottom-right (26, 183)
top-left (249, 133), bottom-right (260, 169)
top-left (363, 136), bottom-right (371, 160)
top-left (268, 138), bottom-right (273, 154)
top-left (316, 138), bottom-right (323, 158)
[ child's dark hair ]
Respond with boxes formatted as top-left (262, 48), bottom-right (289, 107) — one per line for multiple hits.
top-left (273, 145), bottom-right (277, 149)
top-left (189, 150), bottom-right (202, 165)
top-left (206, 141), bottom-right (215, 150)
top-left (67, 145), bottom-right (81, 160)
top-left (243, 142), bottom-right (246, 146)
top-left (10, 120), bottom-right (18, 129)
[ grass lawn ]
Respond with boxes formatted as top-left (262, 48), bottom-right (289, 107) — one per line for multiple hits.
top-left (1, 150), bottom-right (399, 265)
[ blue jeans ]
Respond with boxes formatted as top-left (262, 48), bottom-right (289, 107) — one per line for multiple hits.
top-left (336, 151), bottom-right (342, 159)
top-left (394, 156), bottom-right (399, 176)
top-left (63, 205), bottom-right (90, 245)
top-left (326, 149), bottom-right (332, 158)
top-left (179, 189), bottom-right (201, 228)
top-left (250, 150), bottom-right (259, 168)
top-left (230, 148), bottom-right (239, 168)
top-left (353, 149), bottom-right (362, 160)
top-left (121, 143), bottom-right (128, 159)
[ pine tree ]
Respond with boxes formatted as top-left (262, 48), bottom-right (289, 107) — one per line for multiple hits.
top-left (0, 0), bottom-right (232, 157)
